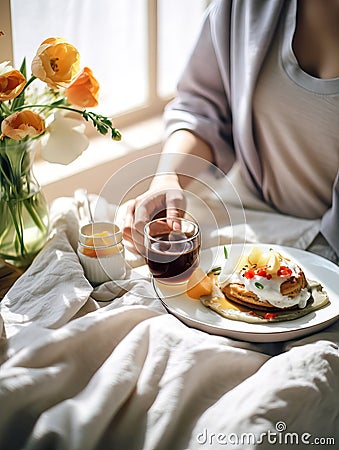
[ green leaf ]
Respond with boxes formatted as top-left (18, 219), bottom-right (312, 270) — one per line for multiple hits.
top-left (19, 57), bottom-right (27, 78)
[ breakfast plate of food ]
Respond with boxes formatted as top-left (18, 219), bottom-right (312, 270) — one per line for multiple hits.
top-left (152, 244), bottom-right (339, 342)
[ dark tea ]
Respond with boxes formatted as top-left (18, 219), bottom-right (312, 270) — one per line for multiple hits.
top-left (144, 218), bottom-right (200, 284)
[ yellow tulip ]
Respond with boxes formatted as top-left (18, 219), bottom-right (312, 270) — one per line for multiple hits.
top-left (65, 67), bottom-right (99, 107)
top-left (0, 110), bottom-right (45, 141)
top-left (0, 67), bottom-right (26, 101)
top-left (31, 37), bottom-right (80, 89)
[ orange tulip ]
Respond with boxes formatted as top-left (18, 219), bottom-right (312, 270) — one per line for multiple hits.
top-left (31, 37), bottom-right (80, 89)
top-left (0, 110), bottom-right (45, 141)
top-left (65, 67), bottom-right (99, 107)
top-left (0, 67), bottom-right (26, 101)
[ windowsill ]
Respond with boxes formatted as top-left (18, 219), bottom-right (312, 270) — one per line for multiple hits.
top-left (34, 116), bottom-right (164, 202)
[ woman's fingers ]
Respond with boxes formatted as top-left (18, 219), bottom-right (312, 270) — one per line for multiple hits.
top-left (122, 186), bottom-right (186, 255)
top-left (122, 200), bottom-right (135, 239)
top-left (133, 193), bottom-right (162, 255)
top-left (166, 188), bottom-right (186, 230)
top-left (122, 199), bottom-right (139, 252)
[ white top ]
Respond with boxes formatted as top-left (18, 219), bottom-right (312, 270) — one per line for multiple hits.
top-left (253, 0), bottom-right (339, 219)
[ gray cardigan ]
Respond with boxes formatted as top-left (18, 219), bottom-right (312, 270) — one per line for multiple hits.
top-left (164, 0), bottom-right (339, 257)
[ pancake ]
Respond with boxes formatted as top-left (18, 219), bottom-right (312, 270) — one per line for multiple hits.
top-left (199, 274), bottom-right (328, 324)
top-left (219, 246), bottom-right (311, 311)
top-left (222, 265), bottom-right (308, 311)
top-left (187, 246), bottom-right (329, 323)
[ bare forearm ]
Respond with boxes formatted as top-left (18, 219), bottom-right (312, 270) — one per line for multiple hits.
top-left (152, 130), bottom-right (214, 188)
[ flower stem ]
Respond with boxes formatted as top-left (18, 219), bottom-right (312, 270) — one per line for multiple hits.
top-left (0, 102), bottom-right (12, 116)
top-left (0, 140), bottom-right (49, 265)
top-left (7, 199), bottom-right (26, 257)
top-left (23, 75), bottom-right (36, 91)
top-left (13, 104), bottom-right (122, 141)
top-left (24, 196), bottom-right (48, 233)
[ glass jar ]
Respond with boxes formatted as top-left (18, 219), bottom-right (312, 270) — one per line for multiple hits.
top-left (77, 221), bottom-right (126, 284)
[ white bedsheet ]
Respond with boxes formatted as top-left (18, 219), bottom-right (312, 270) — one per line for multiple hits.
top-left (0, 192), bottom-right (338, 450)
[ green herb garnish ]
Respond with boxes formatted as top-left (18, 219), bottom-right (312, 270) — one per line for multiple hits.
top-left (223, 246), bottom-right (228, 259)
top-left (255, 282), bottom-right (264, 290)
top-left (210, 266), bottom-right (222, 275)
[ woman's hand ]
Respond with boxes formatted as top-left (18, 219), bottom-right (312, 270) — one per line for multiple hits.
top-left (123, 173), bottom-right (186, 255)
top-left (122, 130), bottom-right (213, 255)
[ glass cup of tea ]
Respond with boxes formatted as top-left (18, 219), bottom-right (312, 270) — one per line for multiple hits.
top-left (144, 217), bottom-right (201, 284)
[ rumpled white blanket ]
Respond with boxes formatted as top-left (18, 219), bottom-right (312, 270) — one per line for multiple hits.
top-left (0, 176), bottom-right (338, 450)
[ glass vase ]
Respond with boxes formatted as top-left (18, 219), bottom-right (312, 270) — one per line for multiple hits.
top-left (0, 138), bottom-right (49, 268)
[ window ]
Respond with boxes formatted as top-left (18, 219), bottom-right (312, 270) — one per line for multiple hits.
top-left (0, 0), bottom-right (208, 199)
top-left (2, 0), bottom-right (207, 127)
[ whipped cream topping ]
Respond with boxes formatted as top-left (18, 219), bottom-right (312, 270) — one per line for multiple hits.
top-left (220, 257), bottom-right (310, 309)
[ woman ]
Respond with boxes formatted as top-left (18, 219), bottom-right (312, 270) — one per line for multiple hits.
top-left (123, 0), bottom-right (339, 263)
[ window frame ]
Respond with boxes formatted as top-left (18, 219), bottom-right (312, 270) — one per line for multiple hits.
top-left (1, 0), bottom-right (174, 130)
top-left (0, 0), bottom-right (13, 63)
top-left (1, 0), bottom-right (208, 200)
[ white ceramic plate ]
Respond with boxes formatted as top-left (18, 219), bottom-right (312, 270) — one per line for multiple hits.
top-left (152, 244), bottom-right (339, 342)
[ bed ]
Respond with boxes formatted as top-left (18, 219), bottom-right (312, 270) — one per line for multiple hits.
top-left (0, 190), bottom-right (338, 450)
